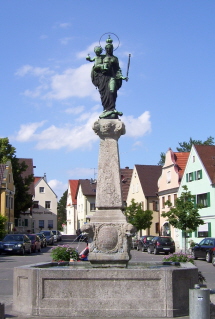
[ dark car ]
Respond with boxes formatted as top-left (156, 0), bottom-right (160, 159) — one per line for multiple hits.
top-left (40, 230), bottom-right (54, 245)
top-left (28, 234), bottom-right (42, 253)
top-left (192, 237), bottom-right (215, 263)
top-left (147, 236), bottom-right (175, 255)
top-left (0, 234), bottom-right (31, 255)
top-left (137, 236), bottom-right (154, 252)
top-left (36, 233), bottom-right (47, 248)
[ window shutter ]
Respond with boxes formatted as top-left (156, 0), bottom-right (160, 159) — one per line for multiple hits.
top-left (208, 222), bottom-right (211, 237)
top-left (193, 171), bottom-right (196, 181)
top-left (199, 170), bottom-right (202, 179)
top-left (186, 174), bottom-right (188, 182)
top-left (195, 230), bottom-right (198, 237)
top-left (207, 193), bottom-right (210, 207)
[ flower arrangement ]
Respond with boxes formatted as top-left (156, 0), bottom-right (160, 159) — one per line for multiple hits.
top-left (163, 252), bottom-right (194, 264)
top-left (50, 245), bottom-right (79, 262)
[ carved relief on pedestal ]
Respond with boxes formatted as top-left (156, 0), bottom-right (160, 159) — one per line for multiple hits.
top-left (93, 119), bottom-right (125, 140)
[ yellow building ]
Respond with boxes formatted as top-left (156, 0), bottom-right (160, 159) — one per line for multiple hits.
top-left (0, 161), bottom-right (15, 232)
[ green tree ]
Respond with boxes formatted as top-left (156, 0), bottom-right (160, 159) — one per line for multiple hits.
top-left (0, 138), bottom-right (34, 218)
top-left (57, 190), bottom-right (68, 230)
top-left (125, 199), bottom-right (153, 232)
top-left (158, 136), bottom-right (214, 166)
top-left (161, 185), bottom-right (204, 252)
top-left (0, 215), bottom-right (7, 239)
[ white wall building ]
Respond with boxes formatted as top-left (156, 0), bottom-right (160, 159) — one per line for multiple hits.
top-left (32, 175), bottom-right (57, 232)
top-left (66, 180), bottom-right (78, 235)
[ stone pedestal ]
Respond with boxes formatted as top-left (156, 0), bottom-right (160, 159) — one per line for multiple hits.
top-left (81, 119), bottom-right (135, 267)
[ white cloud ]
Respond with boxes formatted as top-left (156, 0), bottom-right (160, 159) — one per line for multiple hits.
top-left (13, 112), bottom-right (151, 150)
top-left (15, 65), bottom-right (53, 77)
top-left (67, 167), bottom-right (96, 179)
top-left (122, 111), bottom-right (151, 137)
top-left (59, 23), bottom-right (71, 29)
top-left (16, 63), bottom-right (99, 102)
top-left (15, 121), bottom-right (46, 142)
top-left (13, 112), bottom-right (100, 150)
top-left (64, 106), bottom-right (85, 114)
top-left (45, 64), bottom-right (99, 100)
top-left (60, 37), bottom-right (73, 45)
top-left (48, 179), bottom-right (67, 199)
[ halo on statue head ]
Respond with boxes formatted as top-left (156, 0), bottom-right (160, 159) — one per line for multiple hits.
top-left (99, 32), bottom-right (120, 52)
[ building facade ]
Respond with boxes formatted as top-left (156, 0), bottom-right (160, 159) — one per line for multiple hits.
top-left (0, 161), bottom-right (15, 233)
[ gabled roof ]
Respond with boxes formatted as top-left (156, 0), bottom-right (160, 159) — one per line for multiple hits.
top-left (77, 179), bottom-right (97, 197)
top-left (18, 158), bottom-right (35, 196)
top-left (34, 176), bottom-right (57, 198)
top-left (135, 165), bottom-right (162, 197)
top-left (194, 145), bottom-right (215, 184)
top-left (172, 151), bottom-right (189, 181)
top-left (68, 180), bottom-right (79, 205)
top-left (120, 167), bottom-right (133, 202)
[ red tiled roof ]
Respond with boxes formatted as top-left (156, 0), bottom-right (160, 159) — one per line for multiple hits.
top-left (69, 180), bottom-right (79, 205)
top-left (34, 177), bottom-right (42, 185)
top-left (135, 165), bottom-right (162, 197)
top-left (194, 145), bottom-right (215, 184)
top-left (120, 167), bottom-right (133, 202)
top-left (173, 152), bottom-right (189, 181)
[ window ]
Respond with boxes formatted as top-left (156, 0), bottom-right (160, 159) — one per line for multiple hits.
top-left (45, 201), bottom-right (51, 209)
top-left (168, 195), bottom-right (171, 202)
top-left (162, 197), bottom-right (165, 209)
top-left (25, 219), bottom-right (28, 227)
top-left (48, 220), bottom-right (53, 229)
top-left (155, 222), bottom-right (159, 233)
top-left (197, 223), bottom-right (211, 238)
top-left (39, 187), bottom-right (45, 193)
top-left (189, 172), bottom-right (193, 182)
top-left (193, 156), bottom-right (195, 163)
top-left (33, 201), bottom-right (39, 208)
top-left (166, 171), bottom-right (171, 183)
top-left (153, 201), bottom-right (159, 211)
top-left (90, 203), bottom-right (96, 211)
top-left (39, 220), bottom-right (44, 228)
top-left (197, 170), bottom-right (202, 180)
top-left (6, 195), bottom-right (9, 208)
top-left (197, 193), bottom-right (210, 208)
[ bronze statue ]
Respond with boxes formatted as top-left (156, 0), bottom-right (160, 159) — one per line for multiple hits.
top-left (86, 34), bottom-right (130, 119)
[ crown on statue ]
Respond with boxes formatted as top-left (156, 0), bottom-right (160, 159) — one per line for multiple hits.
top-left (106, 35), bottom-right (113, 44)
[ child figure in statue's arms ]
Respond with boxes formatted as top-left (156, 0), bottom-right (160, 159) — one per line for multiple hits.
top-left (86, 46), bottom-right (108, 73)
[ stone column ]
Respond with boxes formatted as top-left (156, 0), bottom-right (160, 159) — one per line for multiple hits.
top-left (81, 119), bottom-right (135, 268)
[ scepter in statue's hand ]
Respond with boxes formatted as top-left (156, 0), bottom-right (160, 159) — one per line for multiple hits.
top-left (125, 54), bottom-right (131, 82)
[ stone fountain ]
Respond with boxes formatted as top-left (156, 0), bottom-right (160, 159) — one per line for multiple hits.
top-left (13, 34), bottom-right (198, 318)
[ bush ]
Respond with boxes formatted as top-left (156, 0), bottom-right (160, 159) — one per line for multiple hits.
top-left (50, 245), bottom-right (79, 262)
top-left (163, 252), bottom-right (194, 264)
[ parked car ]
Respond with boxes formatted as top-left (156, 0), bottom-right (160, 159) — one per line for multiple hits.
top-left (40, 230), bottom-right (54, 245)
top-left (52, 230), bottom-right (62, 242)
top-left (28, 234), bottom-right (42, 253)
top-left (36, 233), bottom-right (47, 248)
top-left (137, 236), bottom-right (154, 252)
top-left (192, 237), bottom-right (215, 263)
top-left (147, 236), bottom-right (175, 255)
top-left (0, 234), bottom-right (31, 255)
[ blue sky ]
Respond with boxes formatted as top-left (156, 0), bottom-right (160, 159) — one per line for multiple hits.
top-left (1, 1), bottom-right (215, 199)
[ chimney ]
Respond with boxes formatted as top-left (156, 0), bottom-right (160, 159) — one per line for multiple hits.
top-left (44, 173), bottom-right (47, 182)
